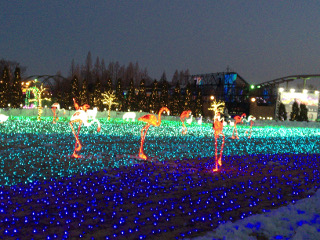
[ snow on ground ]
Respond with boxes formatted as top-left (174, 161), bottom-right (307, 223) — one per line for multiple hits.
top-left (189, 189), bottom-right (320, 240)
top-left (2, 117), bottom-right (320, 239)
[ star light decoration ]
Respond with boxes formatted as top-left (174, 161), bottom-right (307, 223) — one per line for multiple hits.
top-left (102, 91), bottom-right (118, 120)
top-left (27, 81), bottom-right (51, 121)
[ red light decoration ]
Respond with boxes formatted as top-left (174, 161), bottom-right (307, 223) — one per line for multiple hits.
top-left (232, 113), bottom-right (246, 139)
top-left (246, 115), bottom-right (256, 139)
top-left (180, 110), bottom-right (192, 134)
top-left (51, 103), bottom-right (60, 124)
top-left (212, 113), bottom-right (225, 172)
top-left (138, 107), bottom-right (170, 160)
top-left (73, 98), bottom-right (80, 110)
top-left (69, 99), bottom-right (101, 158)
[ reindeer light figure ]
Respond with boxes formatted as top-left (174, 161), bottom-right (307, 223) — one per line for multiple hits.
top-left (208, 97), bottom-right (225, 172)
top-left (69, 99), bottom-right (101, 158)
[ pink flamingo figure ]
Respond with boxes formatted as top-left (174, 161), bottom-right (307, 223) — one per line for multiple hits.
top-left (245, 115), bottom-right (256, 138)
top-left (138, 107), bottom-right (170, 160)
top-left (69, 99), bottom-right (101, 158)
top-left (51, 103), bottom-right (60, 123)
top-left (180, 110), bottom-right (192, 134)
top-left (232, 113), bottom-right (246, 139)
top-left (212, 113), bottom-right (225, 172)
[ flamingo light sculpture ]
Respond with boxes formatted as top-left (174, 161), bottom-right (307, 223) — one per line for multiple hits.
top-left (180, 110), bottom-right (192, 134)
top-left (138, 107), bottom-right (170, 160)
top-left (246, 115), bottom-right (256, 138)
top-left (212, 112), bottom-right (225, 172)
top-left (69, 99), bottom-right (101, 158)
top-left (73, 98), bottom-right (80, 110)
top-left (51, 103), bottom-right (60, 123)
top-left (232, 113), bottom-right (246, 139)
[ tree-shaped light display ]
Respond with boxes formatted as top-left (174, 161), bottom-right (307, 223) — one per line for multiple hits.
top-left (27, 81), bottom-right (51, 121)
top-left (102, 91), bottom-right (118, 120)
top-left (208, 97), bottom-right (225, 119)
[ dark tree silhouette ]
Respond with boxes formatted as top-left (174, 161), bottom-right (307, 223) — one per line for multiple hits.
top-left (160, 79), bottom-right (169, 108)
top-left (194, 89), bottom-right (203, 117)
top-left (126, 79), bottom-right (137, 111)
top-left (160, 71), bottom-right (167, 84)
top-left (79, 78), bottom-right (89, 105)
top-left (0, 59), bottom-right (26, 78)
top-left (172, 70), bottom-right (179, 85)
top-left (183, 83), bottom-right (192, 111)
top-left (10, 67), bottom-right (23, 108)
top-left (93, 77), bottom-right (103, 110)
top-left (71, 75), bottom-right (80, 107)
top-left (115, 78), bottom-right (125, 111)
top-left (299, 103), bottom-right (308, 121)
top-left (278, 102), bottom-right (287, 121)
top-left (137, 79), bottom-right (148, 112)
top-left (290, 100), bottom-right (299, 121)
top-left (0, 66), bottom-right (10, 107)
top-left (171, 82), bottom-right (182, 116)
top-left (105, 78), bottom-right (112, 94)
top-left (149, 80), bottom-right (159, 113)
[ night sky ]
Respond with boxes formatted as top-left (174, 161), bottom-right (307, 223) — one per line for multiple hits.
top-left (1, 0), bottom-right (320, 85)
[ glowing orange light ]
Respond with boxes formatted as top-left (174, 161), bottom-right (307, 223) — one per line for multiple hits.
top-left (180, 110), bottom-right (192, 134)
top-left (138, 107), bottom-right (170, 160)
top-left (69, 99), bottom-right (101, 158)
top-left (232, 113), bottom-right (246, 139)
top-left (212, 112), bottom-right (225, 172)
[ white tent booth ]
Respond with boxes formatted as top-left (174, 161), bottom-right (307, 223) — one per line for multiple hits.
top-left (277, 88), bottom-right (320, 121)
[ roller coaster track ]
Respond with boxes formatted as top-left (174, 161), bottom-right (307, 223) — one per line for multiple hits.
top-left (23, 75), bottom-right (68, 92)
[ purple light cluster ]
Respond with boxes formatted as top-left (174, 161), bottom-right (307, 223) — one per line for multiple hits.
top-left (1, 153), bottom-right (319, 239)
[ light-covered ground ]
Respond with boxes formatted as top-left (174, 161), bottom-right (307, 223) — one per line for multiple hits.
top-left (189, 188), bottom-right (320, 240)
top-left (1, 117), bottom-right (320, 239)
top-left (2, 117), bottom-right (320, 185)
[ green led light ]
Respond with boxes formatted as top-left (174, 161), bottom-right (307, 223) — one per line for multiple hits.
top-left (0, 116), bottom-right (319, 186)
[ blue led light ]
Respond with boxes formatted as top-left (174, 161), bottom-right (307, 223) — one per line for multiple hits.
top-left (0, 117), bottom-right (319, 239)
